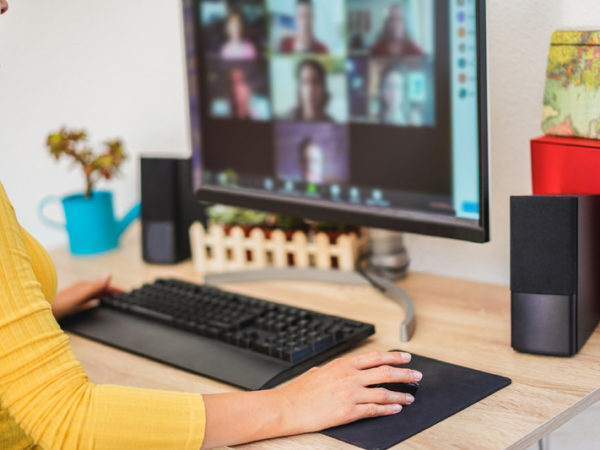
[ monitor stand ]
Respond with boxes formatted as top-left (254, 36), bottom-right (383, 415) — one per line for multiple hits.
top-left (204, 265), bottom-right (416, 342)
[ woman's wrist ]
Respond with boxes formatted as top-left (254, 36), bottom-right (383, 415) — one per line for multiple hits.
top-left (268, 387), bottom-right (305, 437)
top-left (201, 388), bottom-right (304, 448)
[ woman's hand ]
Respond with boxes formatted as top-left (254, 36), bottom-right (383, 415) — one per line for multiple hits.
top-left (51, 274), bottom-right (123, 321)
top-left (277, 350), bottom-right (421, 433)
top-left (201, 351), bottom-right (421, 448)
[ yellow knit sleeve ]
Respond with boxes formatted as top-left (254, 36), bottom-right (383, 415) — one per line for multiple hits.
top-left (0, 183), bottom-right (205, 450)
top-left (20, 226), bottom-right (58, 304)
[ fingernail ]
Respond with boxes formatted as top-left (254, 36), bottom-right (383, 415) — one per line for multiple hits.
top-left (413, 371), bottom-right (423, 381)
top-left (393, 404), bottom-right (403, 413)
top-left (406, 394), bottom-right (415, 404)
top-left (401, 352), bottom-right (411, 362)
top-left (101, 273), bottom-right (111, 282)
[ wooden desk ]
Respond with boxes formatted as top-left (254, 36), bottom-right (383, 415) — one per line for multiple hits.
top-left (51, 225), bottom-right (600, 449)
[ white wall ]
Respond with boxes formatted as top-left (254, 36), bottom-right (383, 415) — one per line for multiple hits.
top-left (0, 0), bottom-right (191, 248)
top-left (1, 1), bottom-right (598, 286)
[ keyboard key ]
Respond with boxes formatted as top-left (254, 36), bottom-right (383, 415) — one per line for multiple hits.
top-left (253, 339), bottom-right (272, 356)
top-left (313, 335), bottom-right (334, 352)
top-left (207, 319), bottom-right (232, 331)
top-left (205, 326), bottom-right (221, 338)
top-left (289, 345), bottom-right (312, 362)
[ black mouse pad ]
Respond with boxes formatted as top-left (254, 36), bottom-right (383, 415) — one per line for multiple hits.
top-left (322, 351), bottom-right (512, 450)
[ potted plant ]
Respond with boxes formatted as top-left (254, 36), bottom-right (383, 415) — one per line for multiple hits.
top-left (207, 205), bottom-right (309, 238)
top-left (192, 206), bottom-right (365, 272)
top-left (39, 127), bottom-right (140, 256)
top-left (207, 205), bottom-right (272, 237)
top-left (207, 205), bottom-right (360, 240)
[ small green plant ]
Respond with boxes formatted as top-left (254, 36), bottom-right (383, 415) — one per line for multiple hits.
top-left (312, 221), bottom-right (355, 232)
top-left (207, 205), bottom-right (353, 233)
top-left (46, 127), bottom-right (126, 199)
top-left (273, 214), bottom-right (307, 231)
top-left (208, 205), bottom-right (271, 227)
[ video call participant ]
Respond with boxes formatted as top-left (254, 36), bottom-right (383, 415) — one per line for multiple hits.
top-left (378, 64), bottom-right (409, 125)
top-left (220, 10), bottom-right (258, 60)
top-left (227, 67), bottom-right (257, 120)
top-left (371, 4), bottom-right (423, 57)
top-left (289, 59), bottom-right (333, 122)
top-left (279, 0), bottom-right (329, 55)
top-left (298, 136), bottom-right (325, 184)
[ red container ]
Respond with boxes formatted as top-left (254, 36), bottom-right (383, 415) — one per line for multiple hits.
top-left (531, 135), bottom-right (600, 195)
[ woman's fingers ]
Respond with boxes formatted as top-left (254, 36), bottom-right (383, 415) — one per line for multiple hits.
top-left (356, 387), bottom-right (415, 406)
top-left (352, 351), bottom-right (411, 370)
top-left (75, 298), bottom-right (101, 312)
top-left (83, 275), bottom-right (124, 300)
top-left (107, 285), bottom-right (125, 294)
top-left (73, 274), bottom-right (112, 302)
top-left (97, 284), bottom-right (125, 298)
top-left (352, 403), bottom-right (403, 421)
top-left (360, 365), bottom-right (422, 386)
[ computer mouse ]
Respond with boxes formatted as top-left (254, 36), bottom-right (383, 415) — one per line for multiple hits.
top-left (373, 382), bottom-right (420, 396)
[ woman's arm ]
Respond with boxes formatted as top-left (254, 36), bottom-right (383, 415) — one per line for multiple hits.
top-left (0, 184), bottom-right (205, 450)
top-left (201, 351), bottom-right (420, 448)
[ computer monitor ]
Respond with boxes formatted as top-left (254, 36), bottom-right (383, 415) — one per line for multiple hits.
top-left (182, 0), bottom-right (489, 243)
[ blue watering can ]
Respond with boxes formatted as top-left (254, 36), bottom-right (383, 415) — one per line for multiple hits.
top-left (39, 191), bottom-right (140, 256)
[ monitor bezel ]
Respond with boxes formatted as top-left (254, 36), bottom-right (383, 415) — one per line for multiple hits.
top-left (182, 0), bottom-right (489, 243)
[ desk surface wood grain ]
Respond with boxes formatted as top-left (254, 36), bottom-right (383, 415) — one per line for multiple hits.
top-left (51, 225), bottom-right (600, 449)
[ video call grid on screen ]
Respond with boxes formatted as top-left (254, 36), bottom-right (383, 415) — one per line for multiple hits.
top-left (190, 0), bottom-right (481, 220)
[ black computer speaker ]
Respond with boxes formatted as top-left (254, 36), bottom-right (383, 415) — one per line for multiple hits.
top-left (141, 157), bottom-right (207, 264)
top-left (510, 195), bottom-right (600, 356)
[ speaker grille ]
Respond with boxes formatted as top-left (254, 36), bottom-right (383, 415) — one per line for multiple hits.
top-left (143, 221), bottom-right (176, 263)
top-left (510, 196), bottom-right (577, 296)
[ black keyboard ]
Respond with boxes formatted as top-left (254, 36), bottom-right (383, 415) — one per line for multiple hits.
top-left (61, 278), bottom-right (375, 390)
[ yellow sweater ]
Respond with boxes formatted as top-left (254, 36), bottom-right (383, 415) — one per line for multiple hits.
top-left (0, 182), bottom-right (205, 449)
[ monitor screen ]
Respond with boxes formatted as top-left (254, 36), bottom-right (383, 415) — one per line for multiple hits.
top-left (183, 0), bottom-right (488, 242)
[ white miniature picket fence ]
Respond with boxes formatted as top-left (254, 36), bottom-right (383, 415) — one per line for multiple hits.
top-left (189, 222), bottom-right (366, 274)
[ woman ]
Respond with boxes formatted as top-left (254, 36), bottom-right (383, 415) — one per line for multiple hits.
top-left (298, 136), bottom-right (326, 184)
top-left (289, 59), bottom-right (334, 121)
top-left (0, 4), bottom-right (420, 449)
top-left (227, 67), bottom-right (256, 120)
top-left (279, 0), bottom-right (329, 55)
top-left (371, 4), bottom-right (423, 57)
top-left (220, 10), bottom-right (257, 61)
top-left (379, 64), bottom-right (409, 125)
